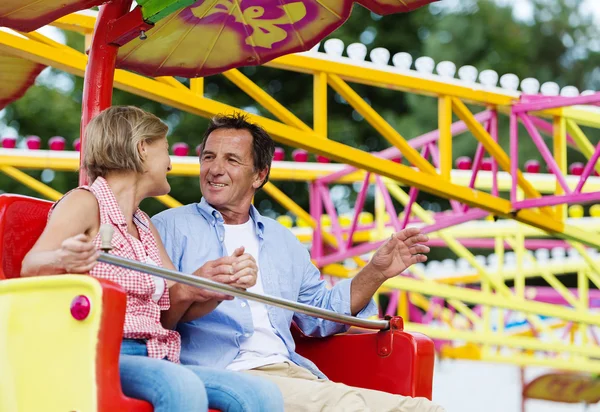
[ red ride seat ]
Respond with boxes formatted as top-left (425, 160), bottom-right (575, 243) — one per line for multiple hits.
top-left (0, 193), bottom-right (434, 411)
top-left (0, 194), bottom-right (154, 411)
top-left (0, 194), bottom-right (52, 279)
top-left (293, 318), bottom-right (434, 398)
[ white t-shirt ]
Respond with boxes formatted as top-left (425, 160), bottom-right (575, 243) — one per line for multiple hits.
top-left (223, 218), bottom-right (290, 371)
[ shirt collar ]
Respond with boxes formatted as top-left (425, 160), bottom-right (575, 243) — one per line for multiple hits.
top-left (91, 176), bottom-right (150, 233)
top-left (197, 197), bottom-right (265, 239)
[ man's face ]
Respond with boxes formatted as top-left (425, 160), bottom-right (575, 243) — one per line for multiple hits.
top-left (200, 128), bottom-right (263, 214)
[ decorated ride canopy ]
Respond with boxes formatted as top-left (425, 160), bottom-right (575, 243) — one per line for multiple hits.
top-left (1, 0), bottom-right (435, 79)
top-left (0, 53), bottom-right (44, 110)
top-left (0, 0), bottom-right (434, 109)
top-left (0, 0), bottom-right (104, 32)
top-left (116, 0), bottom-right (434, 78)
top-left (523, 373), bottom-right (600, 405)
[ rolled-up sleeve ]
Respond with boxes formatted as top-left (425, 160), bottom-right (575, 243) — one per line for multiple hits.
top-left (293, 248), bottom-right (378, 337)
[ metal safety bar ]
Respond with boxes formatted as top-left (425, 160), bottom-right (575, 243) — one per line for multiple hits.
top-left (98, 252), bottom-right (390, 330)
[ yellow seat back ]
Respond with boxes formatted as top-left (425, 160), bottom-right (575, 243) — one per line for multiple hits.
top-left (0, 275), bottom-right (103, 412)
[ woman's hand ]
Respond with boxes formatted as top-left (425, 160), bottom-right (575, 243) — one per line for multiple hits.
top-left (172, 282), bottom-right (234, 304)
top-left (56, 234), bottom-right (99, 273)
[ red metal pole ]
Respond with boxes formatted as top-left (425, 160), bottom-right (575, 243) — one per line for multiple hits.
top-left (79, 0), bottom-right (133, 185)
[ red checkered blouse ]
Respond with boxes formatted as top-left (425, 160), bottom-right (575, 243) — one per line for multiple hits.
top-left (50, 177), bottom-right (180, 362)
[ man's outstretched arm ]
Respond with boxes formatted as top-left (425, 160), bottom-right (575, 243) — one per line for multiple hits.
top-left (350, 227), bottom-right (430, 315)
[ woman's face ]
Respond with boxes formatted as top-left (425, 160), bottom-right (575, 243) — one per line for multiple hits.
top-left (141, 136), bottom-right (172, 196)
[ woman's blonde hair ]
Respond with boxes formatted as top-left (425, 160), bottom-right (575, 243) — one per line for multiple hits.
top-left (83, 106), bottom-right (168, 182)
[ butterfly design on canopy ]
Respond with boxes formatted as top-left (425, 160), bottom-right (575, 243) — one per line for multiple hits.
top-left (199, 0), bottom-right (307, 49)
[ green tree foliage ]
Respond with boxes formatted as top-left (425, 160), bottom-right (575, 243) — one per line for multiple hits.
top-left (1, 0), bottom-right (599, 222)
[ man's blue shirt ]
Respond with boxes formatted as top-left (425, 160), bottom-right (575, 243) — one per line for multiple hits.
top-left (152, 198), bottom-right (378, 378)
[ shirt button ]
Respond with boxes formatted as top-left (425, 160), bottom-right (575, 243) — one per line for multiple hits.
top-left (241, 302), bottom-right (247, 308)
top-left (244, 333), bottom-right (251, 338)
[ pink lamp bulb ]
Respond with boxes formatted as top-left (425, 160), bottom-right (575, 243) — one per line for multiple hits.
top-left (26, 135), bottom-right (41, 150)
top-left (49, 136), bottom-right (66, 151)
top-left (292, 149), bottom-right (308, 162)
top-left (525, 160), bottom-right (540, 173)
top-left (172, 142), bottom-right (189, 156)
top-left (481, 158), bottom-right (493, 171)
top-left (1, 136), bottom-right (16, 149)
top-left (569, 162), bottom-right (584, 176)
top-left (273, 147), bottom-right (285, 161)
top-left (456, 156), bottom-right (472, 170)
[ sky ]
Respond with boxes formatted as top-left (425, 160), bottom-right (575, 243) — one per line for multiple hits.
top-left (508, 0), bottom-right (600, 25)
top-left (434, 0), bottom-right (600, 28)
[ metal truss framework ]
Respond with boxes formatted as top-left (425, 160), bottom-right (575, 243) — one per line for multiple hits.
top-left (1, 12), bottom-right (600, 372)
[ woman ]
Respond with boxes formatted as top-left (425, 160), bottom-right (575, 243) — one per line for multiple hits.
top-left (21, 106), bottom-right (284, 412)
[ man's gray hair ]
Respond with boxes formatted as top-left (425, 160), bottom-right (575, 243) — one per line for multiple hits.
top-left (200, 112), bottom-right (275, 189)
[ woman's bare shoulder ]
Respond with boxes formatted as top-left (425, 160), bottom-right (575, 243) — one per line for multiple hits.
top-left (50, 189), bottom-right (99, 231)
top-left (54, 189), bottom-right (97, 211)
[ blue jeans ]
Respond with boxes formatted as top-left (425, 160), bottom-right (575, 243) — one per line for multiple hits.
top-left (120, 339), bottom-right (284, 412)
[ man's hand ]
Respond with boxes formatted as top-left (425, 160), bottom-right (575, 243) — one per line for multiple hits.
top-left (227, 247), bottom-right (258, 289)
top-left (195, 247), bottom-right (257, 288)
top-left (368, 227), bottom-right (429, 281)
top-left (168, 248), bottom-right (257, 325)
top-left (182, 247), bottom-right (258, 304)
top-left (349, 227), bottom-right (429, 315)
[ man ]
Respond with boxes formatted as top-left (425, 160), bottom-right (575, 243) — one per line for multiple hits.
top-left (153, 112), bottom-right (444, 412)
